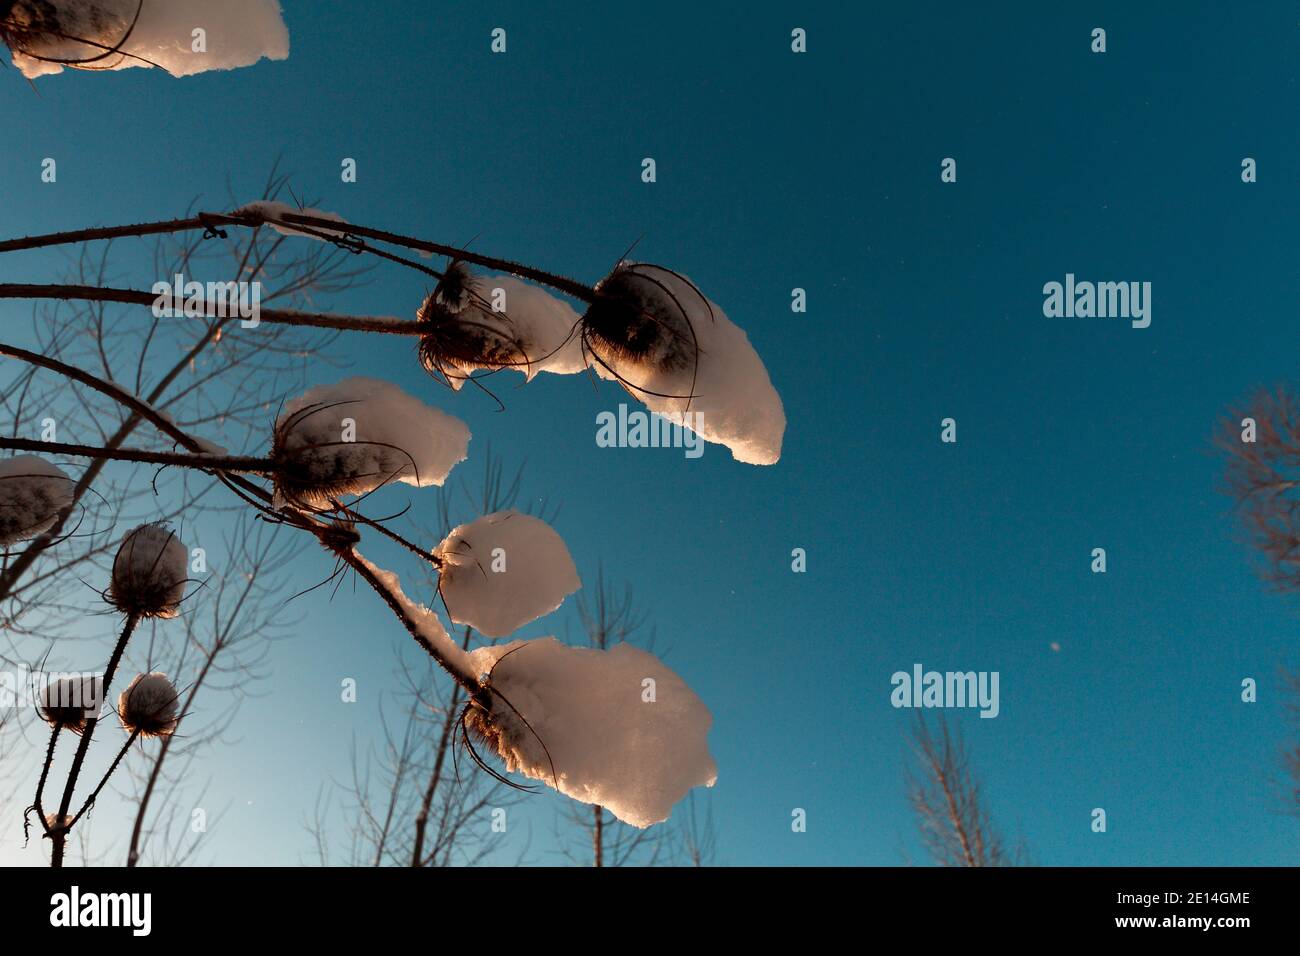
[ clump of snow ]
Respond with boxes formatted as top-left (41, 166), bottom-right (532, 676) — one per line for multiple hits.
top-left (39, 675), bottom-right (103, 734)
top-left (583, 264), bottom-right (785, 465)
top-left (417, 265), bottom-right (585, 389)
top-left (231, 200), bottom-right (348, 240)
top-left (4, 0), bottom-right (289, 79)
top-left (434, 511), bottom-right (580, 637)
top-left (466, 637), bottom-right (716, 827)
top-left (109, 523), bottom-right (187, 619)
top-left (117, 672), bottom-right (180, 737)
top-left (272, 376), bottom-right (469, 510)
top-left (0, 455), bottom-right (74, 547)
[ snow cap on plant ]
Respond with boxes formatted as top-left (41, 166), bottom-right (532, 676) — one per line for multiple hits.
top-left (417, 261), bottom-right (532, 387)
top-left (434, 510), bottom-right (580, 637)
top-left (582, 262), bottom-right (704, 376)
top-left (463, 637), bottom-right (717, 828)
top-left (117, 672), bottom-right (180, 738)
top-left (417, 265), bottom-right (587, 389)
top-left (583, 263), bottom-right (786, 466)
top-left (109, 523), bottom-right (188, 619)
top-left (38, 675), bottom-right (103, 734)
top-left (271, 377), bottom-right (469, 511)
top-left (0, 455), bottom-right (73, 547)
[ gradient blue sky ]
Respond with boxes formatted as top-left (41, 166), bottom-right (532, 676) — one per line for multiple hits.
top-left (2, 1), bottom-right (1298, 865)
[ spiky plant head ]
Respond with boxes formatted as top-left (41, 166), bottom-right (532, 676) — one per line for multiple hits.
top-left (581, 263), bottom-right (702, 374)
top-left (117, 672), bottom-right (180, 738)
top-left (416, 262), bottom-right (530, 385)
top-left (0, 455), bottom-right (73, 547)
top-left (109, 523), bottom-right (187, 619)
top-left (38, 674), bottom-right (103, 734)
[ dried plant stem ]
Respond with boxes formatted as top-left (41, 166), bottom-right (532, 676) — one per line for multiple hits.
top-left (0, 435), bottom-right (273, 475)
top-left (31, 724), bottom-right (59, 842)
top-left (49, 613), bottom-right (140, 867)
top-left (0, 211), bottom-right (597, 302)
top-left (70, 729), bottom-right (141, 829)
top-left (336, 549), bottom-right (480, 698)
top-left (0, 283), bottom-right (420, 335)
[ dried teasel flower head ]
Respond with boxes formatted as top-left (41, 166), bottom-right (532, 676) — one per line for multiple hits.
top-left (417, 261), bottom-right (531, 387)
top-left (271, 378), bottom-right (469, 511)
top-left (581, 263), bottom-right (710, 376)
top-left (0, 455), bottom-right (73, 547)
top-left (38, 674), bottom-right (103, 734)
top-left (109, 523), bottom-right (188, 619)
top-left (117, 672), bottom-right (180, 738)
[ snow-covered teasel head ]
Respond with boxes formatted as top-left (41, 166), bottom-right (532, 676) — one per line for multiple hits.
top-left (38, 675), bottom-right (103, 735)
top-left (417, 265), bottom-right (586, 390)
top-left (0, 455), bottom-right (73, 547)
top-left (584, 264), bottom-right (786, 466)
top-left (117, 672), bottom-right (181, 738)
top-left (271, 377), bottom-right (470, 511)
top-left (582, 263), bottom-right (707, 377)
top-left (417, 262), bottom-right (532, 388)
top-left (109, 523), bottom-right (188, 619)
top-left (433, 511), bottom-right (580, 637)
top-left (462, 637), bottom-right (717, 828)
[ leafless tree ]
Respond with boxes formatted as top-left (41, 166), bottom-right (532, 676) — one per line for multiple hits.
top-left (671, 792), bottom-right (717, 866)
top-left (906, 715), bottom-right (1021, 867)
top-left (1217, 386), bottom-right (1300, 816)
top-left (1217, 386), bottom-right (1300, 594)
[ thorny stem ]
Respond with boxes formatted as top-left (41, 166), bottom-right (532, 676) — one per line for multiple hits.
top-left (0, 435), bottom-right (273, 475)
top-left (31, 724), bottom-right (59, 843)
top-left (266, 211), bottom-right (597, 302)
top-left (336, 549), bottom-right (481, 699)
top-left (49, 613), bottom-right (139, 867)
top-left (0, 284), bottom-right (421, 335)
top-left (70, 729), bottom-right (141, 829)
top-left (0, 211), bottom-right (599, 302)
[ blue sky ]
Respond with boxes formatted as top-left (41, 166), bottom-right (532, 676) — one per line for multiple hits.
top-left (2, 1), bottom-right (1298, 865)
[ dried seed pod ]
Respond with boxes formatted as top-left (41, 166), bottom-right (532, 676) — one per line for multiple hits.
top-left (117, 672), bottom-right (180, 738)
top-left (108, 523), bottom-right (187, 619)
top-left (417, 261), bottom-right (531, 386)
top-left (38, 675), bottom-right (103, 734)
top-left (581, 263), bottom-right (707, 376)
top-left (0, 455), bottom-right (74, 547)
